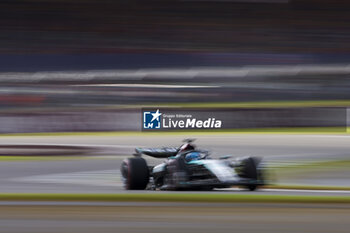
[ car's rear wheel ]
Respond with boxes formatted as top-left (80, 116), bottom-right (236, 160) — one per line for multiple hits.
top-left (121, 157), bottom-right (149, 190)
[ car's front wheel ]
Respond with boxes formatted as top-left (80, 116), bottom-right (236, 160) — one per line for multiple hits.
top-left (246, 184), bottom-right (257, 191)
top-left (239, 157), bottom-right (262, 191)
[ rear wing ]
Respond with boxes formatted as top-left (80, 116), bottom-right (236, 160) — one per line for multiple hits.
top-left (134, 147), bottom-right (178, 158)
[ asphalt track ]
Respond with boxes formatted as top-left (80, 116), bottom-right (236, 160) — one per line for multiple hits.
top-left (0, 201), bottom-right (349, 233)
top-left (0, 133), bottom-right (349, 233)
top-left (0, 133), bottom-right (349, 195)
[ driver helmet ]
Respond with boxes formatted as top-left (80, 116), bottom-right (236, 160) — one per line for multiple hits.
top-left (185, 152), bottom-right (201, 162)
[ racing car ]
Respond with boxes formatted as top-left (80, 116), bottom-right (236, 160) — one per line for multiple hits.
top-left (120, 139), bottom-right (265, 191)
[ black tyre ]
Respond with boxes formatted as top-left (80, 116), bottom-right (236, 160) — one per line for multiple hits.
top-left (240, 157), bottom-right (258, 180)
top-left (121, 157), bottom-right (149, 190)
top-left (240, 157), bottom-right (260, 191)
top-left (247, 184), bottom-right (257, 191)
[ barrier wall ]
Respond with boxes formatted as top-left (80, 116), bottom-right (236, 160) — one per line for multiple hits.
top-left (0, 108), bottom-right (346, 133)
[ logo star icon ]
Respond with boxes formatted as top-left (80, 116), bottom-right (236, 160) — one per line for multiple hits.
top-left (151, 109), bottom-right (162, 122)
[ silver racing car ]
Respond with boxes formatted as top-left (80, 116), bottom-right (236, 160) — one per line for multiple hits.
top-left (120, 139), bottom-right (265, 191)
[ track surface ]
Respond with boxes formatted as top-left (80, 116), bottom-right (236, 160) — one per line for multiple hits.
top-left (0, 133), bottom-right (349, 233)
top-left (0, 134), bottom-right (349, 194)
top-left (0, 202), bottom-right (349, 233)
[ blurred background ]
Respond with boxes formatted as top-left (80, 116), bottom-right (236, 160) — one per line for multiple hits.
top-left (1, 0), bottom-right (350, 133)
top-left (1, 0), bottom-right (350, 127)
top-left (0, 1), bottom-right (349, 232)
top-left (0, 0), bottom-right (349, 196)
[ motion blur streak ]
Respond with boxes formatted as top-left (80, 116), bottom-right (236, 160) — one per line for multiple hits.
top-left (0, 203), bottom-right (349, 233)
top-left (2, 64), bottom-right (350, 83)
top-left (1, 0), bottom-right (350, 232)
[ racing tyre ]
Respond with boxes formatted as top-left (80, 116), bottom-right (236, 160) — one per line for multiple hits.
top-left (121, 157), bottom-right (149, 190)
top-left (240, 157), bottom-right (258, 179)
top-left (240, 157), bottom-right (259, 191)
top-left (246, 184), bottom-right (257, 191)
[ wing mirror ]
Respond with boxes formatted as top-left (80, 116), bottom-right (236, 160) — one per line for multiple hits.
top-left (219, 155), bottom-right (232, 160)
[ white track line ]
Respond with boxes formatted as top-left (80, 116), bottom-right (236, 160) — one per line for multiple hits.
top-left (0, 143), bottom-right (142, 149)
top-left (73, 84), bottom-right (219, 88)
top-left (11, 170), bottom-right (350, 193)
top-left (222, 187), bottom-right (350, 194)
top-left (264, 189), bottom-right (350, 194)
top-left (12, 169), bottom-right (122, 187)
